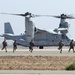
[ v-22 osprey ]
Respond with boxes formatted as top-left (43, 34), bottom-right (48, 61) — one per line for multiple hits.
top-left (1, 12), bottom-right (75, 49)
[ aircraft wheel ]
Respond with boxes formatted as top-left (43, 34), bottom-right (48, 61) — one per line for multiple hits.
top-left (39, 46), bottom-right (43, 49)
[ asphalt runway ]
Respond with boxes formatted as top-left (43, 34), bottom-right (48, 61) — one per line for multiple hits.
top-left (0, 47), bottom-right (75, 56)
top-left (0, 47), bottom-right (75, 74)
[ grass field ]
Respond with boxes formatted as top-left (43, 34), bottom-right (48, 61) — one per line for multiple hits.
top-left (0, 56), bottom-right (75, 70)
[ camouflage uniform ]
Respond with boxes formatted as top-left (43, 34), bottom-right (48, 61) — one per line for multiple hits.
top-left (68, 40), bottom-right (75, 53)
top-left (29, 41), bottom-right (34, 52)
top-left (1, 39), bottom-right (7, 52)
top-left (13, 40), bottom-right (17, 52)
top-left (58, 40), bottom-right (64, 53)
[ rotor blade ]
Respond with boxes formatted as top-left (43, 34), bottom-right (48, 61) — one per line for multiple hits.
top-left (50, 15), bottom-right (75, 19)
top-left (34, 15), bottom-right (61, 18)
top-left (66, 16), bottom-right (75, 19)
top-left (51, 16), bottom-right (61, 18)
top-left (33, 15), bottom-right (54, 17)
top-left (34, 14), bottom-right (75, 19)
top-left (1, 13), bottom-right (26, 17)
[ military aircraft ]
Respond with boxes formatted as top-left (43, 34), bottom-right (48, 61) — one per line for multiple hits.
top-left (1, 12), bottom-right (75, 49)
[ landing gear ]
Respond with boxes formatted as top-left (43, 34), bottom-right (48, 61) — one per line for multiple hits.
top-left (39, 46), bottom-right (43, 49)
top-left (29, 46), bottom-right (33, 53)
top-left (29, 49), bottom-right (33, 53)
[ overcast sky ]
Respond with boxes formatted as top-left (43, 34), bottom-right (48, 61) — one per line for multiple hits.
top-left (0, 0), bottom-right (75, 41)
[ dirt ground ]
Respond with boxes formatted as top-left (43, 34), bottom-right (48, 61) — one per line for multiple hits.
top-left (0, 56), bottom-right (75, 70)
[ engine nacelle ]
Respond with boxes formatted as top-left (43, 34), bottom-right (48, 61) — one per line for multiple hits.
top-left (25, 17), bottom-right (34, 43)
top-left (59, 22), bottom-right (69, 28)
top-left (54, 28), bottom-right (68, 34)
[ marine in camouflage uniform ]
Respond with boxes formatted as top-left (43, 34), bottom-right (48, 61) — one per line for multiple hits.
top-left (58, 40), bottom-right (64, 53)
top-left (13, 40), bottom-right (17, 53)
top-left (68, 40), bottom-right (75, 53)
top-left (29, 40), bottom-right (34, 52)
top-left (1, 39), bottom-right (7, 52)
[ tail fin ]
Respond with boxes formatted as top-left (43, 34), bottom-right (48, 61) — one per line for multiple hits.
top-left (4, 22), bottom-right (14, 34)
